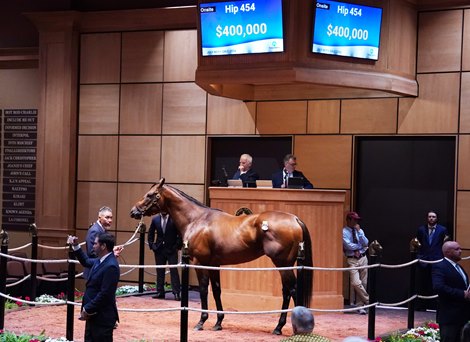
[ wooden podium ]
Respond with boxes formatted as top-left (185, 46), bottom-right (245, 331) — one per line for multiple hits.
top-left (208, 187), bottom-right (346, 311)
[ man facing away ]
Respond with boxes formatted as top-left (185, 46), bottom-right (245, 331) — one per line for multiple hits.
top-left (272, 154), bottom-right (314, 189)
top-left (84, 206), bottom-right (113, 279)
top-left (281, 306), bottom-right (330, 341)
top-left (432, 241), bottom-right (470, 342)
top-left (148, 211), bottom-right (182, 300)
top-left (232, 153), bottom-right (259, 185)
top-left (342, 211), bottom-right (369, 315)
top-left (69, 232), bottom-right (120, 342)
top-left (416, 210), bottom-right (449, 310)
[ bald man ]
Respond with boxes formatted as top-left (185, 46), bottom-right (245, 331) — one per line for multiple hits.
top-left (432, 241), bottom-right (470, 342)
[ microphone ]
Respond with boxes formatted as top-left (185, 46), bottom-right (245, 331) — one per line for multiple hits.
top-left (222, 166), bottom-right (228, 179)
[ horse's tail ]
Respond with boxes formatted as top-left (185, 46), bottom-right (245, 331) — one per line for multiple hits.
top-left (297, 218), bottom-right (313, 308)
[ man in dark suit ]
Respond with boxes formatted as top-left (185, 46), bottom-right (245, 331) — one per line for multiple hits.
top-left (148, 212), bottom-right (182, 300)
top-left (84, 206), bottom-right (113, 280)
top-left (432, 241), bottom-right (470, 342)
top-left (69, 232), bottom-right (120, 342)
top-left (232, 153), bottom-right (259, 186)
top-left (416, 210), bottom-right (449, 310)
top-left (272, 154), bottom-right (314, 189)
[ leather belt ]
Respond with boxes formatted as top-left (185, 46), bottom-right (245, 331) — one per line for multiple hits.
top-left (347, 253), bottom-right (366, 259)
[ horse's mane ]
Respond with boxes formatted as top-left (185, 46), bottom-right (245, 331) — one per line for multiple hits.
top-left (165, 184), bottom-right (214, 210)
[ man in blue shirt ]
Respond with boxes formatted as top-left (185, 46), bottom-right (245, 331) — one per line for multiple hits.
top-left (342, 211), bottom-right (369, 315)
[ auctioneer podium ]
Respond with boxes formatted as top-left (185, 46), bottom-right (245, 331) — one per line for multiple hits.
top-left (208, 187), bottom-right (346, 310)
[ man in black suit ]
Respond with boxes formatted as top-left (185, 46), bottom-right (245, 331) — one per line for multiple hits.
top-left (416, 210), bottom-right (449, 310)
top-left (272, 154), bottom-right (314, 189)
top-left (148, 212), bottom-right (182, 300)
top-left (232, 153), bottom-right (259, 186)
top-left (69, 232), bottom-right (120, 342)
top-left (432, 241), bottom-right (470, 342)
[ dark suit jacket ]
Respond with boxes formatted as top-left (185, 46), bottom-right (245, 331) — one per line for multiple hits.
top-left (432, 258), bottom-right (470, 326)
top-left (74, 248), bottom-right (120, 327)
top-left (271, 169), bottom-right (314, 189)
top-left (232, 168), bottom-right (259, 183)
top-left (148, 215), bottom-right (182, 257)
top-left (417, 224), bottom-right (448, 261)
top-left (83, 222), bottom-right (106, 279)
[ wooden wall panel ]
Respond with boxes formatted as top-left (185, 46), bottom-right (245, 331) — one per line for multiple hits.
top-left (417, 10), bottom-right (463, 73)
top-left (121, 31), bottom-right (164, 83)
top-left (456, 191), bottom-right (470, 247)
top-left (256, 101), bottom-right (307, 134)
top-left (388, 1), bottom-right (417, 76)
top-left (207, 95), bottom-right (256, 134)
top-left (458, 135), bottom-right (470, 190)
top-left (0, 69), bottom-right (39, 108)
top-left (118, 136), bottom-right (161, 182)
top-left (80, 33), bottom-right (121, 84)
top-left (295, 135), bottom-right (352, 189)
top-left (77, 136), bottom-right (118, 181)
top-left (116, 183), bottom-right (153, 232)
top-left (161, 136), bottom-right (206, 183)
top-left (120, 83), bottom-right (162, 135)
top-left (76, 182), bottom-right (117, 229)
top-left (341, 98), bottom-right (398, 134)
top-left (462, 10), bottom-right (470, 71)
top-left (79, 84), bottom-right (120, 134)
top-left (167, 184), bottom-right (205, 204)
top-left (307, 100), bottom-right (340, 134)
top-left (461, 73), bottom-right (470, 133)
top-left (162, 83), bottom-right (207, 134)
top-left (398, 73), bottom-right (460, 133)
top-left (164, 30), bottom-right (197, 82)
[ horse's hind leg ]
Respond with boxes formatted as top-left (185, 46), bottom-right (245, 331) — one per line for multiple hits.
top-left (194, 269), bottom-right (210, 331)
top-left (209, 270), bottom-right (224, 331)
top-left (273, 270), bottom-right (296, 335)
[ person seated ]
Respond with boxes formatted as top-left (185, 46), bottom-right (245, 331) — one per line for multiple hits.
top-left (281, 306), bottom-right (330, 341)
top-left (232, 153), bottom-right (259, 184)
top-left (272, 154), bottom-right (314, 189)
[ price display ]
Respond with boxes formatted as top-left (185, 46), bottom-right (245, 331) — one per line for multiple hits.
top-left (312, 0), bottom-right (383, 60)
top-left (199, 0), bottom-right (284, 56)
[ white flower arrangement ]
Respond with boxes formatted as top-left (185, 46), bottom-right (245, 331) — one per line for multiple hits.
top-left (400, 322), bottom-right (440, 341)
top-left (45, 337), bottom-right (73, 342)
top-left (35, 294), bottom-right (64, 304)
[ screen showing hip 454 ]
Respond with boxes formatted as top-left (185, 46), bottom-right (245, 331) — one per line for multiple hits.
top-left (312, 0), bottom-right (383, 61)
top-left (199, 0), bottom-right (284, 56)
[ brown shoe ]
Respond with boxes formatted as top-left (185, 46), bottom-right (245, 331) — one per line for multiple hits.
top-left (152, 293), bottom-right (165, 299)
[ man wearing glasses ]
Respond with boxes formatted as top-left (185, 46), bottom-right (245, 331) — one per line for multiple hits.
top-left (272, 154), bottom-right (314, 189)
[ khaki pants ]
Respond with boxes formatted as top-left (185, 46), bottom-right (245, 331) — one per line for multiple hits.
top-left (346, 255), bottom-right (369, 307)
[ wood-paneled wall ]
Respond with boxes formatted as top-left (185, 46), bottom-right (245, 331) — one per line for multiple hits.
top-left (23, 4), bottom-right (470, 287)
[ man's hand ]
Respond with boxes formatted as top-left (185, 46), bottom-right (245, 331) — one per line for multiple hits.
top-left (79, 309), bottom-right (91, 321)
top-left (113, 245), bottom-right (124, 257)
top-left (354, 224), bottom-right (361, 231)
top-left (465, 290), bottom-right (470, 300)
top-left (67, 235), bottom-right (79, 246)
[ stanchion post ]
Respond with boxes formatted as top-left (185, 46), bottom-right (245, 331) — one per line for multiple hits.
top-left (138, 221), bottom-right (146, 293)
top-left (180, 241), bottom-right (189, 342)
top-left (66, 243), bottom-right (76, 342)
top-left (29, 223), bottom-right (38, 301)
top-left (0, 228), bottom-right (10, 330)
top-left (296, 242), bottom-right (305, 306)
top-left (367, 240), bottom-right (382, 341)
top-left (408, 238), bottom-right (420, 329)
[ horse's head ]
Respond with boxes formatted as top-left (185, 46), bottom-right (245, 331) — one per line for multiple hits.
top-left (130, 178), bottom-right (166, 219)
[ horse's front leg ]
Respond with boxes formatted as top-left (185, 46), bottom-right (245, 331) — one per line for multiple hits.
top-left (273, 270), bottom-right (296, 335)
top-left (194, 269), bottom-right (210, 331)
top-left (209, 269), bottom-right (224, 331)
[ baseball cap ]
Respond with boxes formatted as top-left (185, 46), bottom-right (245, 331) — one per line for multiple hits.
top-left (346, 211), bottom-right (361, 220)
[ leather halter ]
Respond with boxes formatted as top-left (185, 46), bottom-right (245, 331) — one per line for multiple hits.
top-left (139, 185), bottom-right (162, 216)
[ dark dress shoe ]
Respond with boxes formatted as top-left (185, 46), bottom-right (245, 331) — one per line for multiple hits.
top-left (152, 293), bottom-right (165, 299)
top-left (174, 293), bottom-right (181, 301)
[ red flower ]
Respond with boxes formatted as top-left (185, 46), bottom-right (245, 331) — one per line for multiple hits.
top-left (428, 322), bottom-right (439, 329)
top-left (418, 330), bottom-right (424, 335)
top-left (15, 301), bottom-right (22, 307)
top-left (25, 296), bottom-right (30, 301)
top-left (375, 338), bottom-right (382, 341)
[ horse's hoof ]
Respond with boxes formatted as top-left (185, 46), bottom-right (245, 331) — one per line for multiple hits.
top-left (193, 324), bottom-right (204, 331)
top-left (212, 325), bottom-right (223, 331)
top-left (272, 328), bottom-right (282, 335)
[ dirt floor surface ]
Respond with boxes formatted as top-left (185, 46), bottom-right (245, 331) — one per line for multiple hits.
top-left (4, 292), bottom-right (436, 342)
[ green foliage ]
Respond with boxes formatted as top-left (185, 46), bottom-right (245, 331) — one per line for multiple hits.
top-left (0, 329), bottom-right (46, 342)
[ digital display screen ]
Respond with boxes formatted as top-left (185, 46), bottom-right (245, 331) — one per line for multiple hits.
top-left (199, 0), bottom-right (284, 56)
top-left (312, 1), bottom-right (383, 60)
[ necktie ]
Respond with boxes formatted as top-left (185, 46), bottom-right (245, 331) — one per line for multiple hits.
top-left (284, 172), bottom-right (288, 187)
top-left (351, 228), bottom-right (358, 244)
top-left (90, 260), bottom-right (99, 275)
top-left (162, 216), bottom-right (167, 234)
top-left (455, 263), bottom-right (468, 287)
top-left (428, 228), bottom-right (435, 244)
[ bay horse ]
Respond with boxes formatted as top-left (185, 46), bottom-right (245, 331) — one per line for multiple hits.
top-left (130, 178), bottom-right (313, 335)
